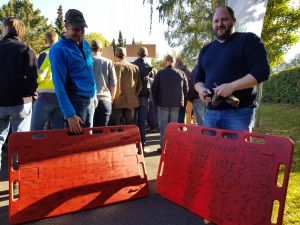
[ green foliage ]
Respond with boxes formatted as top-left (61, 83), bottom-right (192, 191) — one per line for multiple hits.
top-left (262, 66), bottom-right (300, 105)
top-left (54, 5), bottom-right (64, 35)
top-left (254, 104), bottom-right (300, 225)
top-left (85, 32), bottom-right (110, 47)
top-left (273, 53), bottom-right (300, 73)
top-left (0, 0), bottom-right (52, 53)
top-left (151, 57), bottom-right (164, 71)
top-left (145, 0), bottom-right (300, 69)
top-left (144, 0), bottom-right (224, 66)
top-left (117, 30), bottom-right (125, 47)
top-left (261, 0), bottom-right (300, 68)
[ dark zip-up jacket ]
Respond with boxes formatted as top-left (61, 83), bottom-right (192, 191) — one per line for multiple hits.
top-left (132, 57), bottom-right (153, 98)
top-left (152, 66), bottom-right (188, 107)
top-left (0, 35), bottom-right (38, 106)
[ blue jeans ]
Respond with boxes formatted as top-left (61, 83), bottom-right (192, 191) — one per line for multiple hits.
top-left (204, 107), bottom-right (256, 132)
top-left (31, 99), bottom-right (64, 130)
top-left (0, 102), bottom-right (32, 171)
top-left (137, 97), bottom-right (149, 146)
top-left (69, 94), bottom-right (95, 128)
top-left (192, 99), bottom-right (205, 126)
top-left (93, 100), bottom-right (112, 127)
top-left (158, 106), bottom-right (179, 146)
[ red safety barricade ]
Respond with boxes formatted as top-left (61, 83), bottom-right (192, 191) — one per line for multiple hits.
top-left (9, 125), bottom-right (148, 224)
top-left (156, 123), bottom-right (294, 225)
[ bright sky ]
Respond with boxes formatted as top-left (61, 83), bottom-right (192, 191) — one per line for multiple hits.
top-left (0, 0), bottom-right (298, 61)
top-left (0, 0), bottom-right (177, 58)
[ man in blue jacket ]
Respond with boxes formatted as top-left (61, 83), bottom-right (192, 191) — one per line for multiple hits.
top-left (50, 9), bottom-right (97, 134)
top-left (194, 6), bottom-right (270, 132)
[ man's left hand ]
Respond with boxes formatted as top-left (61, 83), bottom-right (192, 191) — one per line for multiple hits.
top-left (214, 83), bottom-right (236, 97)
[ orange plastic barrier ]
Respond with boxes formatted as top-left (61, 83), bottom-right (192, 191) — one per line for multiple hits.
top-left (9, 125), bottom-right (148, 224)
top-left (156, 123), bottom-right (294, 225)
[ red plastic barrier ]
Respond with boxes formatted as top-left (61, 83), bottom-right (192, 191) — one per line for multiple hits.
top-left (9, 125), bottom-right (148, 225)
top-left (156, 123), bottom-right (294, 225)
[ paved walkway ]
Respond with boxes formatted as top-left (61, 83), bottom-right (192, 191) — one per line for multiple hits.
top-left (0, 130), bottom-right (208, 225)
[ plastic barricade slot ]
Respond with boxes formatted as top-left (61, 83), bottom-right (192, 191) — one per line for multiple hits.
top-left (156, 123), bottom-right (293, 225)
top-left (9, 125), bottom-right (149, 225)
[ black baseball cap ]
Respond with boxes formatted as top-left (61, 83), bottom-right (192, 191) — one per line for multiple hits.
top-left (64, 9), bottom-right (88, 28)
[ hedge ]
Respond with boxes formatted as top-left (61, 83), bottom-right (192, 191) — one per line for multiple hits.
top-left (262, 65), bottom-right (300, 105)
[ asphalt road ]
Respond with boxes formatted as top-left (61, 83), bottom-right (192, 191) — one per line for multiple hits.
top-left (0, 131), bottom-right (209, 225)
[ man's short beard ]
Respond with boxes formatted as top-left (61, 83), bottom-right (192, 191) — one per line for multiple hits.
top-left (214, 25), bottom-right (234, 40)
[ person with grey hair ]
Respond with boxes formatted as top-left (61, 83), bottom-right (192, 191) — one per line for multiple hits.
top-left (0, 17), bottom-right (38, 170)
top-left (91, 39), bottom-right (117, 126)
top-left (152, 55), bottom-right (188, 152)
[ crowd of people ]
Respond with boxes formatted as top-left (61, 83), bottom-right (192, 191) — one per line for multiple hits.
top-left (0, 6), bottom-right (270, 171)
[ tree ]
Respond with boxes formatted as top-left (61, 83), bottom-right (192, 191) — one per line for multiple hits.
top-left (143, 0), bottom-right (225, 67)
top-left (145, 0), bottom-right (300, 69)
top-left (54, 5), bottom-right (64, 35)
top-left (85, 32), bottom-right (110, 47)
top-left (273, 53), bottom-right (300, 72)
top-left (132, 37), bottom-right (135, 45)
top-left (0, 0), bottom-right (52, 53)
top-left (261, 0), bottom-right (300, 68)
top-left (117, 30), bottom-right (125, 47)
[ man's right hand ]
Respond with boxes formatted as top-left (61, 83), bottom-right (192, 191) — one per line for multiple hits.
top-left (68, 115), bottom-right (84, 134)
top-left (199, 88), bottom-right (212, 105)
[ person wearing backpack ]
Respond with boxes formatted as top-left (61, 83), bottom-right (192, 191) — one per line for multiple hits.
top-left (132, 47), bottom-right (153, 149)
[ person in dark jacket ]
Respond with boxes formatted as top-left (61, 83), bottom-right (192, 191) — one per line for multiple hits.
top-left (189, 65), bottom-right (205, 126)
top-left (152, 55), bottom-right (188, 152)
top-left (0, 17), bottom-right (38, 171)
top-left (175, 57), bottom-right (190, 124)
top-left (194, 6), bottom-right (270, 132)
top-left (132, 47), bottom-right (153, 149)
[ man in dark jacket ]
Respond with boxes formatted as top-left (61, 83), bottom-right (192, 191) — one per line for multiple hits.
top-left (0, 17), bottom-right (38, 171)
top-left (175, 57), bottom-right (190, 123)
top-left (132, 47), bottom-right (153, 149)
top-left (152, 55), bottom-right (188, 151)
top-left (194, 6), bottom-right (270, 132)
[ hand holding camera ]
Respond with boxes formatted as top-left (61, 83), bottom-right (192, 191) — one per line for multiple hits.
top-left (212, 82), bottom-right (239, 107)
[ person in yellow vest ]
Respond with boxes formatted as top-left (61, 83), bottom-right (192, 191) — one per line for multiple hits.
top-left (31, 31), bottom-right (64, 130)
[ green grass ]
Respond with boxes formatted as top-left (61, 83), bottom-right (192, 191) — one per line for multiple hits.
top-left (254, 104), bottom-right (300, 225)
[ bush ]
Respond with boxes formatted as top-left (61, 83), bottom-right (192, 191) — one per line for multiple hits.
top-left (262, 65), bottom-right (300, 105)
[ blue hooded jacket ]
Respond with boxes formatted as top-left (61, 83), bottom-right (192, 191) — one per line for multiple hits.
top-left (49, 35), bottom-right (96, 118)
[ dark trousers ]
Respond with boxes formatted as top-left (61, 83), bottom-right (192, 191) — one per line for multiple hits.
top-left (178, 100), bottom-right (187, 123)
top-left (137, 97), bottom-right (149, 146)
top-left (93, 100), bottom-right (112, 127)
top-left (111, 108), bottom-right (135, 125)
